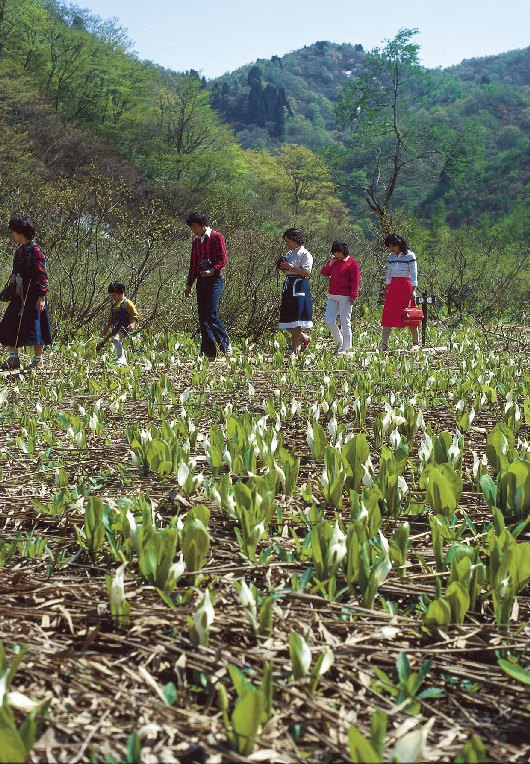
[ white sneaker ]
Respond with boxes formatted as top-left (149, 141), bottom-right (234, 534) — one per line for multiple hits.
top-left (116, 356), bottom-right (128, 366)
top-left (410, 344), bottom-right (421, 352)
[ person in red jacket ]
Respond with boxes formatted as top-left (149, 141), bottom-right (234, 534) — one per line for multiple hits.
top-left (184, 212), bottom-right (231, 360)
top-left (321, 240), bottom-right (360, 355)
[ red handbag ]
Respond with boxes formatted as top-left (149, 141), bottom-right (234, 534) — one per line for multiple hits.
top-left (401, 300), bottom-right (423, 323)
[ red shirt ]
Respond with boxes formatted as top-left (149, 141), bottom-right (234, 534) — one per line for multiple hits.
top-left (321, 256), bottom-right (360, 300)
top-left (186, 228), bottom-right (227, 287)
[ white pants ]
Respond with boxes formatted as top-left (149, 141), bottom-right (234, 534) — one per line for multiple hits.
top-left (324, 294), bottom-right (352, 351)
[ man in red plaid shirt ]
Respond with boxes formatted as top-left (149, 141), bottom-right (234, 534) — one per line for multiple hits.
top-left (184, 212), bottom-right (231, 359)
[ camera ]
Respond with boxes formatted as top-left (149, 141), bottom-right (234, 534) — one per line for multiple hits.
top-left (276, 256), bottom-right (289, 269)
top-left (199, 258), bottom-right (213, 272)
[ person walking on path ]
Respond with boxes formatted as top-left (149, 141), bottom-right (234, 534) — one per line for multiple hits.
top-left (0, 214), bottom-right (52, 371)
top-left (278, 228), bottom-right (313, 357)
top-left (100, 281), bottom-right (139, 366)
top-left (380, 232), bottom-right (421, 352)
top-left (321, 239), bottom-right (360, 355)
top-left (184, 212), bottom-right (231, 361)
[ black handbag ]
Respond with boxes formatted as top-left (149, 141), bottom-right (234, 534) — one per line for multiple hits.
top-left (0, 281), bottom-right (16, 302)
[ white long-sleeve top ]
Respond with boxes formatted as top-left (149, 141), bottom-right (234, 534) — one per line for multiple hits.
top-left (285, 245), bottom-right (313, 274)
top-left (385, 250), bottom-right (417, 286)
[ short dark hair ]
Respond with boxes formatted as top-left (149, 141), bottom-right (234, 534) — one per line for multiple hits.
top-left (283, 228), bottom-right (305, 246)
top-left (331, 239), bottom-right (350, 256)
top-left (185, 212), bottom-right (208, 227)
top-left (108, 281), bottom-right (126, 294)
top-left (8, 214), bottom-right (35, 239)
top-left (384, 233), bottom-right (408, 253)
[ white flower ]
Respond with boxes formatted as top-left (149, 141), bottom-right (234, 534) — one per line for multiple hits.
top-left (315, 648), bottom-right (334, 678)
top-left (223, 448), bottom-right (232, 469)
top-left (177, 462), bottom-right (190, 489)
top-left (110, 563), bottom-right (127, 611)
top-left (397, 475), bottom-right (409, 497)
top-left (193, 590), bottom-right (215, 645)
top-left (418, 434), bottom-right (433, 465)
top-left (361, 465), bottom-right (374, 487)
top-left (378, 531), bottom-right (390, 554)
top-left (7, 691), bottom-right (41, 712)
top-left (275, 463), bottom-right (286, 490)
top-left (211, 487), bottom-right (222, 510)
top-left (169, 553), bottom-right (186, 585)
top-left (329, 523), bottom-right (347, 567)
top-left (389, 428), bottom-right (402, 450)
top-left (238, 579), bottom-right (255, 609)
top-left (0, 671), bottom-right (6, 705)
top-left (328, 417), bottom-right (338, 443)
top-left (448, 434), bottom-right (461, 464)
top-left (140, 428), bottom-right (152, 444)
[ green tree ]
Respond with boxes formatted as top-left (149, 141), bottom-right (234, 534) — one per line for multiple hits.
top-left (278, 143), bottom-right (337, 217)
top-left (336, 28), bottom-right (437, 228)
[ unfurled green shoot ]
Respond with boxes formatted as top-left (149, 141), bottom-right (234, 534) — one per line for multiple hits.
top-left (0, 642), bottom-right (51, 764)
top-left (189, 589), bottom-right (215, 647)
top-left (218, 662), bottom-right (273, 756)
top-left (372, 652), bottom-right (444, 715)
top-left (105, 563), bottom-right (131, 629)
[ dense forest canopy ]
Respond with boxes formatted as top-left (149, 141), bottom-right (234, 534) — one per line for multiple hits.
top-left (0, 0), bottom-right (528, 333)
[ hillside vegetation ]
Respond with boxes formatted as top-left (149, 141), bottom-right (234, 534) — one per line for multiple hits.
top-left (0, 0), bottom-right (528, 336)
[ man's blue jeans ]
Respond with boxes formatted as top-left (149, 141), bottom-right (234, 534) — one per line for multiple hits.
top-left (196, 274), bottom-right (230, 359)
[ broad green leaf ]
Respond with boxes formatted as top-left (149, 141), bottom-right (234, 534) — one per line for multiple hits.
top-left (228, 664), bottom-right (254, 698)
top-left (342, 434), bottom-right (370, 491)
top-left (426, 468), bottom-right (458, 516)
top-left (445, 581), bottom-right (470, 624)
top-left (370, 709), bottom-right (387, 760)
top-left (363, 556), bottom-right (392, 609)
top-left (289, 632), bottom-right (312, 678)
top-left (396, 652), bottom-right (410, 682)
top-left (497, 658), bottom-right (530, 685)
top-left (126, 731), bottom-right (141, 764)
top-left (479, 473), bottom-right (497, 508)
top-left (424, 597), bottom-right (452, 626)
top-left (231, 689), bottom-right (263, 756)
top-left (348, 725), bottom-right (381, 763)
top-left (0, 725), bottom-right (26, 763)
top-left (455, 734), bottom-right (487, 763)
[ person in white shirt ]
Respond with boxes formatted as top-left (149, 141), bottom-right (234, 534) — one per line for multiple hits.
top-left (380, 233), bottom-right (421, 351)
top-left (277, 228), bottom-right (313, 357)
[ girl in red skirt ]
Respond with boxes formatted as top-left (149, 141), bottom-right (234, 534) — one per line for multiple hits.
top-left (380, 233), bottom-right (421, 351)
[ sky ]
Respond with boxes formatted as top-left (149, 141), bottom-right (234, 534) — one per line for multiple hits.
top-left (78, 0), bottom-right (530, 78)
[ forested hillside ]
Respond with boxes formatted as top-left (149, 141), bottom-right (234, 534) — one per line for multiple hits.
top-left (209, 42), bottom-right (530, 227)
top-left (0, 0), bottom-right (528, 334)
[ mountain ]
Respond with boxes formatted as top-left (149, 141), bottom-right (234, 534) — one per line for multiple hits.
top-left (1, 0), bottom-right (528, 231)
top-left (209, 41), bottom-right (366, 149)
top-left (207, 42), bottom-right (530, 226)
